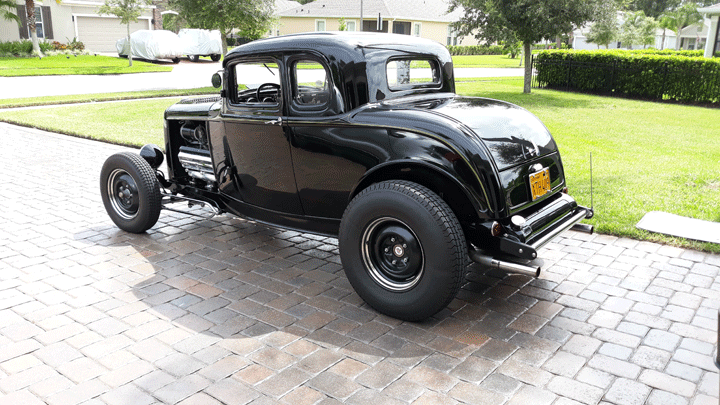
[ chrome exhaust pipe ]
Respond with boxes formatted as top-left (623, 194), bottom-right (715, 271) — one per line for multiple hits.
top-left (570, 223), bottom-right (594, 234)
top-left (469, 250), bottom-right (541, 277)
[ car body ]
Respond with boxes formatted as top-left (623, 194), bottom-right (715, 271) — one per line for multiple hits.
top-left (116, 30), bottom-right (184, 63)
top-left (101, 32), bottom-right (592, 321)
top-left (178, 29), bottom-right (222, 62)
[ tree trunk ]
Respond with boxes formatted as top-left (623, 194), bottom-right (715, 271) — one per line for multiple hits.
top-left (221, 32), bottom-right (229, 56)
top-left (127, 23), bottom-right (132, 67)
top-left (556, 36), bottom-right (562, 49)
top-left (25, 0), bottom-right (42, 57)
top-left (675, 25), bottom-right (681, 50)
top-left (661, 28), bottom-right (666, 50)
top-left (523, 41), bottom-right (532, 94)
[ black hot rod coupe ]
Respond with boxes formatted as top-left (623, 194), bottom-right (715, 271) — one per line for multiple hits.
top-left (101, 32), bottom-right (592, 321)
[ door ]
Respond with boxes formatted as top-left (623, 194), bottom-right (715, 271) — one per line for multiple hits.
top-left (76, 16), bottom-right (150, 53)
top-left (286, 56), bottom-right (390, 219)
top-left (220, 58), bottom-right (304, 215)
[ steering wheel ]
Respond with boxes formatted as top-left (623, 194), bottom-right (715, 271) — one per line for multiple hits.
top-left (256, 83), bottom-right (281, 102)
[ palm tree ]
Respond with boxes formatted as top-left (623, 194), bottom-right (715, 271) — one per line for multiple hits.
top-left (24, 0), bottom-right (43, 56)
top-left (1, 0), bottom-right (20, 24)
top-left (660, 2), bottom-right (703, 50)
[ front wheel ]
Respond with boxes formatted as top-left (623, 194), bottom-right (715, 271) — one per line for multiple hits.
top-left (188, 55), bottom-right (199, 62)
top-left (100, 152), bottom-right (161, 233)
top-left (339, 181), bottom-right (468, 321)
top-left (210, 54), bottom-right (221, 62)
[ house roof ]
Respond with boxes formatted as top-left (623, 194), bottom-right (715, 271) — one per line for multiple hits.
top-left (279, 0), bottom-right (463, 23)
top-left (275, 0), bottom-right (301, 13)
top-left (698, 3), bottom-right (720, 14)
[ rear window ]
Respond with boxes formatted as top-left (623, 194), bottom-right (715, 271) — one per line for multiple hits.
top-left (386, 58), bottom-right (441, 90)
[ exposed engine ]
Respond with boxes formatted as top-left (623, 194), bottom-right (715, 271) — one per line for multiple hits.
top-left (180, 122), bottom-right (209, 150)
top-left (177, 121), bottom-right (217, 184)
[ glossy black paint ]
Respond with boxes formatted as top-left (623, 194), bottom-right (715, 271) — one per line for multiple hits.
top-left (161, 32), bottom-right (584, 256)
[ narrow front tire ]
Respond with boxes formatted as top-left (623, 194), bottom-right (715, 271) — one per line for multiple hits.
top-left (100, 152), bottom-right (161, 233)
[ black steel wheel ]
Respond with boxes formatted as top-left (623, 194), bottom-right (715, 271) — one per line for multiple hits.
top-left (210, 54), bottom-right (221, 62)
top-left (100, 152), bottom-right (161, 233)
top-left (339, 180), bottom-right (468, 321)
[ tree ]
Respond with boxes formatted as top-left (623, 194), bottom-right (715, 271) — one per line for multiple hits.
top-left (169, 0), bottom-right (275, 55)
top-left (658, 13), bottom-right (674, 49)
top-left (24, 1), bottom-right (43, 56)
top-left (585, 1), bottom-right (621, 48)
top-left (99, 0), bottom-right (150, 66)
top-left (619, 11), bottom-right (657, 48)
top-left (1, 0), bottom-right (20, 25)
top-left (660, 2), bottom-right (703, 50)
top-left (628, 0), bottom-right (681, 18)
top-left (449, 0), bottom-right (599, 93)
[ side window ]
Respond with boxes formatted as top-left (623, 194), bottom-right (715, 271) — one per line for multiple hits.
top-left (386, 58), bottom-right (440, 89)
top-left (292, 59), bottom-right (330, 107)
top-left (231, 60), bottom-right (281, 105)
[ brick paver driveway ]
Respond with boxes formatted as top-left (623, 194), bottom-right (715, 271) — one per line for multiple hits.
top-left (0, 122), bottom-right (718, 405)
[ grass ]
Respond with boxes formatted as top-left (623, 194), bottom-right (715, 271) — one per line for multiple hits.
top-left (0, 87), bottom-right (219, 109)
top-left (0, 97), bottom-right (177, 146)
top-left (0, 55), bottom-right (174, 76)
top-left (452, 54), bottom-right (523, 68)
top-left (0, 78), bottom-right (718, 252)
top-left (456, 77), bottom-right (720, 253)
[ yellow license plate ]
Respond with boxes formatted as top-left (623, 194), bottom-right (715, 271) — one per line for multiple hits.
top-left (529, 168), bottom-right (551, 201)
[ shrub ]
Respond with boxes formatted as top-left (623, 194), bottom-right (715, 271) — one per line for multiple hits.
top-left (534, 49), bottom-right (720, 104)
top-left (0, 39), bottom-right (55, 56)
top-left (446, 45), bottom-right (505, 55)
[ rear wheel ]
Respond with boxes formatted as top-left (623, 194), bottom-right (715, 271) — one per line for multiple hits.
top-left (100, 152), bottom-right (161, 233)
top-left (339, 180), bottom-right (468, 321)
top-left (210, 54), bottom-right (221, 62)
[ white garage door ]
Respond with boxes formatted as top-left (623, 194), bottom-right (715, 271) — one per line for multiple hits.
top-left (76, 16), bottom-right (150, 53)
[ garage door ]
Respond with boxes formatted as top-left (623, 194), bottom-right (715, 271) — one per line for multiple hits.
top-left (76, 16), bottom-right (150, 53)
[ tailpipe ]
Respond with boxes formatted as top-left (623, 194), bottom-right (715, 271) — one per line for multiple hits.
top-left (570, 223), bottom-right (594, 234)
top-left (469, 250), bottom-right (541, 277)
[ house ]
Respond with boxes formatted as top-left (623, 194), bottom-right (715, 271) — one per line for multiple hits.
top-left (0, 1), bottom-right (155, 53)
top-left (572, 12), bottom-right (676, 50)
top-left (274, 0), bottom-right (479, 46)
top-left (677, 19), bottom-right (710, 51)
top-left (697, 3), bottom-right (720, 57)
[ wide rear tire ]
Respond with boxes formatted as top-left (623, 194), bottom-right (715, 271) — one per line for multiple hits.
top-left (100, 152), bottom-right (161, 233)
top-left (339, 180), bottom-right (468, 321)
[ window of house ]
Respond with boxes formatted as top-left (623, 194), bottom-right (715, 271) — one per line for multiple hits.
top-left (386, 58), bottom-right (440, 89)
top-left (315, 20), bottom-right (326, 32)
top-left (28, 7), bottom-right (44, 39)
top-left (232, 60), bottom-right (281, 105)
top-left (446, 26), bottom-right (457, 46)
top-left (413, 22), bottom-right (421, 37)
top-left (346, 20), bottom-right (356, 31)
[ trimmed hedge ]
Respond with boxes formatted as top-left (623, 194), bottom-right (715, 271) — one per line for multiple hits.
top-left (447, 45), bottom-right (505, 55)
top-left (534, 49), bottom-right (720, 104)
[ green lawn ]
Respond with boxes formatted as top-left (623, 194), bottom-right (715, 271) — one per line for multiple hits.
top-left (452, 54), bottom-right (524, 68)
top-left (0, 79), bottom-right (718, 252)
top-left (0, 55), bottom-right (174, 76)
top-left (0, 87), bottom-right (218, 109)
